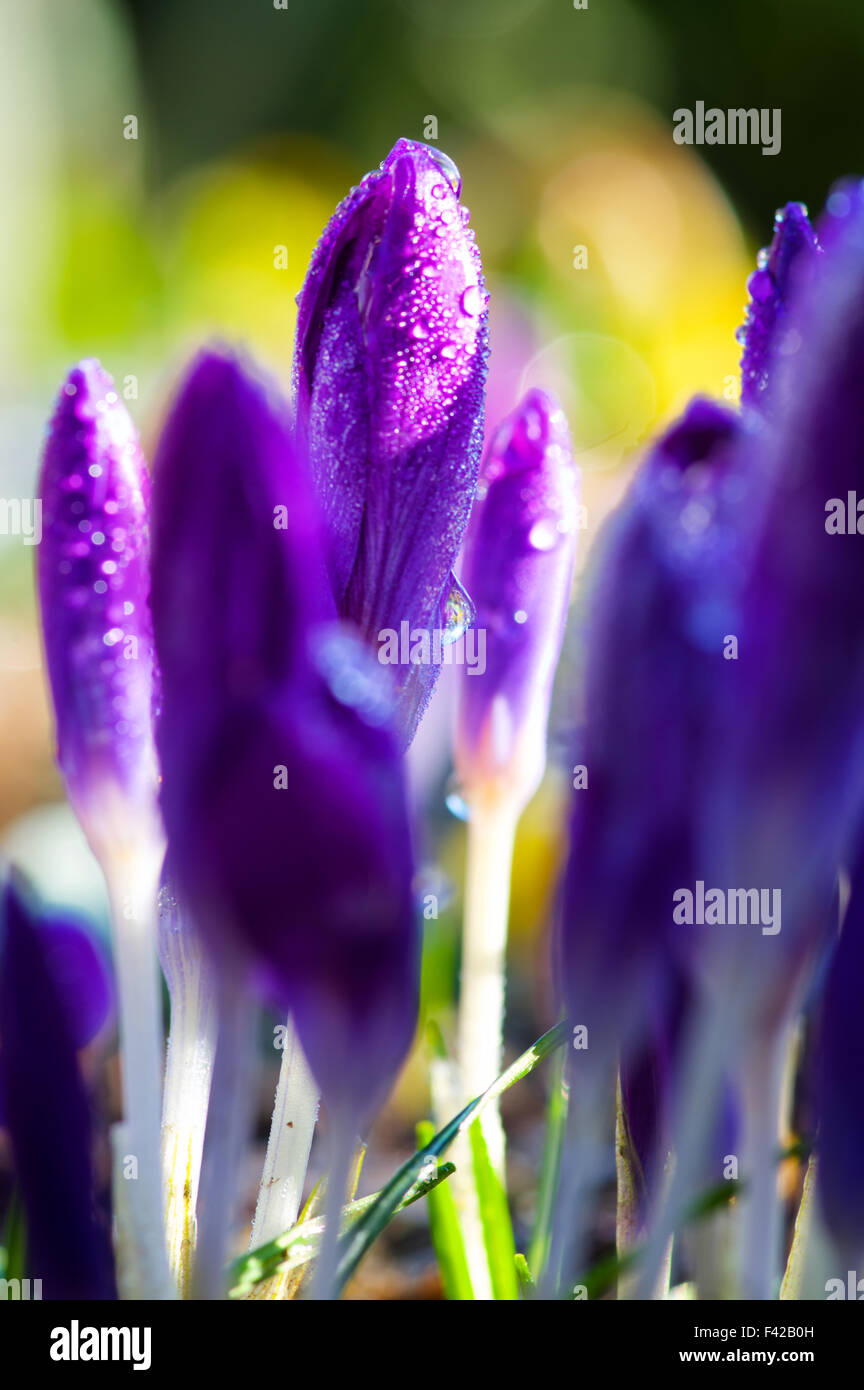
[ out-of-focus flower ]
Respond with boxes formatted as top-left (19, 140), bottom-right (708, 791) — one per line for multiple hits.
top-left (559, 397), bottom-right (744, 1064)
top-left (0, 909), bottom-right (112, 1126)
top-left (738, 201), bottom-right (820, 411)
top-left (151, 349), bottom-right (419, 1128)
top-left (0, 875), bottom-right (115, 1299)
top-left (294, 138), bottom-right (489, 744)
top-left (710, 181), bottom-right (864, 987)
top-left (455, 389), bottom-right (579, 807)
top-left (37, 360), bottom-right (159, 859)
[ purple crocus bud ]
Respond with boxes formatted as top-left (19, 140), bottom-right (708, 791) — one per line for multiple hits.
top-left (738, 201), bottom-right (820, 410)
top-left (0, 875), bottom-right (115, 1299)
top-left (454, 390), bottom-right (579, 808)
top-left (716, 180), bottom-right (864, 945)
top-left (151, 349), bottom-right (419, 1128)
top-left (295, 139), bottom-right (489, 745)
top-left (559, 397), bottom-right (745, 1065)
top-left (37, 360), bottom-right (159, 859)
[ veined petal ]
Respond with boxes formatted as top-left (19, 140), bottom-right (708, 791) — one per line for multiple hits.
top-left (295, 139), bottom-right (489, 743)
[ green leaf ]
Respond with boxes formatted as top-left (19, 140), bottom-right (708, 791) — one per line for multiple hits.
top-left (1, 1189), bottom-right (25, 1282)
top-left (417, 1121), bottom-right (474, 1300)
top-left (515, 1253), bottom-right (534, 1288)
top-left (227, 1158), bottom-right (456, 1298)
top-left (528, 1044), bottom-right (567, 1281)
top-left (332, 1020), bottom-right (569, 1296)
top-left (469, 1120), bottom-right (518, 1299)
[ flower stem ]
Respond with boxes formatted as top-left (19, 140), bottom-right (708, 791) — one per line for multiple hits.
top-left (192, 974), bottom-right (255, 1300)
top-left (103, 844), bottom-right (174, 1299)
top-left (737, 1023), bottom-right (792, 1299)
top-left (250, 1019), bottom-right (319, 1259)
top-left (453, 793), bottom-right (519, 1298)
top-left (157, 890), bottom-right (217, 1297)
top-left (457, 798), bottom-right (519, 1161)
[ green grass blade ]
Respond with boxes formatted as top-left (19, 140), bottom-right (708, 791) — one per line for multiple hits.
top-left (528, 1043), bottom-right (567, 1281)
top-left (469, 1120), bottom-right (518, 1299)
top-left (417, 1120), bottom-right (474, 1300)
top-left (332, 1020), bottom-right (568, 1296)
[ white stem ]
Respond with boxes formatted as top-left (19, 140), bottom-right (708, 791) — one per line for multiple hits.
top-left (158, 896), bottom-right (218, 1297)
top-left (458, 798), bottom-right (519, 1160)
top-left (453, 795), bottom-right (519, 1299)
top-left (633, 1002), bottom-right (729, 1300)
top-left (737, 1023), bottom-right (792, 1300)
top-left (250, 1018), bottom-right (319, 1248)
top-left (192, 977), bottom-right (255, 1300)
top-left (103, 845), bottom-right (174, 1300)
top-left (308, 1122), bottom-right (355, 1302)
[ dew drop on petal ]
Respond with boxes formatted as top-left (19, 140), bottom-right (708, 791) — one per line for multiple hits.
top-left (442, 576), bottom-right (475, 645)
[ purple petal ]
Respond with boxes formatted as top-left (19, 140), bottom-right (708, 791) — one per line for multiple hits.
top-left (0, 876), bottom-right (115, 1299)
top-left (559, 398), bottom-right (744, 1063)
top-left (37, 360), bottom-right (158, 855)
top-left (739, 201), bottom-right (820, 411)
top-left (295, 139), bottom-right (489, 743)
top-left (151, 352), bottom-right (419, 1127)
top-left (716, 181), bottom-right (864, 940)
top-left (39, 916), bottom-right (113, 1050)
top-left (456, 390), bottom-right (579, 802)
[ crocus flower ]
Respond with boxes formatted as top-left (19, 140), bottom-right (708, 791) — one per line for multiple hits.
top-left (559, 397), bottom-right (745, 1067)
top-left (0, 874), bottom-right (115, 1299)
top-left (708, 180), bottom-right (864, 987)
top-left (37, 360), bottom-right (159, 859)
top-left (151, 349), bottom-right (419, 1130)
top-left (454, 390), bottom-right (579, 808)
top-left (294, 138), bottom-right (489, 745)
top-left (738, 201), bottom-right (820, 411)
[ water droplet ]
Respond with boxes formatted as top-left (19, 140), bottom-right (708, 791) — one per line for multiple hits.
top-left (827, 190), bottom-right (852, 220)
top-left (756, 246), bottom-right (770, 270)
top-left (424, 146), bottom-right (462, 198)
top-left (747, 268), bottom-right (773, 304)
top-left (411, 322), bottom-right (429, 339)
top-left (513, 609), bottom-right (528, 625)
top-left (734, 325), bottom-right (748, 345)
top-left (440, 343), bottom-right (458, 360)
top-left (460, 285), bottom-right (483, 317)
top-left (442, 576), bottom-right (475, 645)
top-left (528, 517), bottom-right (559, 551)
top-left (445, 779), bottom-right (471, 822)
